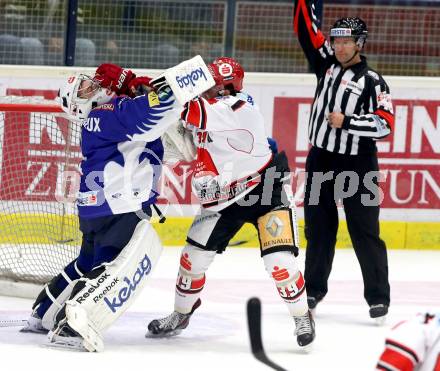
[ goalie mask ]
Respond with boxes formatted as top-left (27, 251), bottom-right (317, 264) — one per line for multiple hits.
top-left (208, 57), bottom-right (244, 94)
top-left (330, 17), bottom-right (368, 49)
top-left (57, 73), bottom-right (115, 122)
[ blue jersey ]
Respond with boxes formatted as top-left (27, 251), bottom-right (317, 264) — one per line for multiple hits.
top-left (77, 91), bottom-right (181, 218)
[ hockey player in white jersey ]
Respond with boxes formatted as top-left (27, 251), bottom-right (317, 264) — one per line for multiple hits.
top-left (147, 57), bottom-right (315, 348)
top-left (376, 310), bottom-right (440, 371)
top-left (22, 58), bottom-right (214, 352)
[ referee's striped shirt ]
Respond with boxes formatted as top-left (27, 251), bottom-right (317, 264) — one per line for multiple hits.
top-left (294, 0), bottom-right (394, 155)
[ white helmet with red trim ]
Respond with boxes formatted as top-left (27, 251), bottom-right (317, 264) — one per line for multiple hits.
top-left (57, 73), bottom-right (115, 122)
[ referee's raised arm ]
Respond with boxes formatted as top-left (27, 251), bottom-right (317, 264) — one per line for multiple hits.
top-left (293, 0), bottom-right (335, 77)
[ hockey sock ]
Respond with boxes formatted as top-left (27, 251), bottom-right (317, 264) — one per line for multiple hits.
top-left (263, 251), bottom-right (308, 317)
top-left (174, 245), bottom-right (216, 314)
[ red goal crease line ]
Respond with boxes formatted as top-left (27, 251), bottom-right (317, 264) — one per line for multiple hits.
top-left (0, 104), bottom-right (63, 113)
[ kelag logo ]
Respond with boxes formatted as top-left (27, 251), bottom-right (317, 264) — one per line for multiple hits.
top-left (104, 254), bottom-right (152, 313)
top-left (175, 67), bottom-right (207, 89)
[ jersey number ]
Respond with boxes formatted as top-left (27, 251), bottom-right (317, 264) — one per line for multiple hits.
top-left (196, 132), bottom-right (212, 144)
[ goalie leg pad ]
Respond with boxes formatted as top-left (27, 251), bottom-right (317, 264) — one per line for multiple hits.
top-left (257, 208), bottom-right (299, 257)
top-left (63, 220), bottom-right (163, 352)
top-left (174, 244), bottom-right (216, 314)
top-left (263, 251), bottom-right (308, 317)
top-left (26, 260), bottom-right (84, 332)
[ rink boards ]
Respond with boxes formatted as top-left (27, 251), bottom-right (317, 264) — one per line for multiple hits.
top-left (0, 212), bottom-right (438, 249)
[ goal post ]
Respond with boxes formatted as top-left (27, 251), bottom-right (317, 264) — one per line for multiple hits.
top-left (0, 96), bottom-right (81, 298)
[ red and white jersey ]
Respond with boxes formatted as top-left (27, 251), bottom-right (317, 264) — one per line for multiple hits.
top-left (181, 92), bottom-right (272, 211)
top-left (377, 311), bottom-right (440, 371)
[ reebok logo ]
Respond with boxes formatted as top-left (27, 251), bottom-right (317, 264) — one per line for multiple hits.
top-left (76, 273), bottom-right (114, 303)
top-left (93, 278), bottom-right (119, 303)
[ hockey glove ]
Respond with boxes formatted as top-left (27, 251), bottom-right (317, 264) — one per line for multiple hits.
top-left (94, 63), bottom-right (136, 95)
top-left (127, 76), bottom-right (153, 97)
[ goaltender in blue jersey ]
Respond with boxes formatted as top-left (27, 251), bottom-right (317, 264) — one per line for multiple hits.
top-left (76, 89), bottom-right (173, 218)
top-left (21, 60), bottom-right (212, 352)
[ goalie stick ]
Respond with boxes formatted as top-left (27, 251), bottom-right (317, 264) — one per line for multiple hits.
top-left (247, 297), bottom-right (287, 371)
top-left (0, 319), bottom-right (27, 327)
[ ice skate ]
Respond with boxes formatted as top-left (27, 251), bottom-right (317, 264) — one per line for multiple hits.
top-left (147, 299), bottom-right (201, 337)
top-left (307, 295), bottom-right (322, 316)
top-left (370, 304), bottom-right (388, 325)
top-left (20, 311), bottom-right (47, 334)
top-left (46, 320), bottom-right (87, 351)
top-left (294, 310), bottom-right (315, 350)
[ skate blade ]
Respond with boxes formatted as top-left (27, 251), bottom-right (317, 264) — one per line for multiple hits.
top-left (145, 329), bottom-right (183, 338)
top-left (43, 337), bottom-right (87, 352)
top-left (19, 326), bottom-right (48, 334)
top-left (374, 315), bottom-right (387, 326)
top-left (301, 343), bottom-right (314, 353)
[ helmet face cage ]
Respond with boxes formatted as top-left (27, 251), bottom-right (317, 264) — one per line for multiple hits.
top-left (77, 75), bottom-right (101, 100)
top-left (330, 17), bottom-right (368, 49)
top-left (58, 73), bottom-right (114, 121)
top-left (208, 57), bottom-right (244, 93)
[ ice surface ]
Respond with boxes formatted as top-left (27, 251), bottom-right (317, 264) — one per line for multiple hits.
top-left (1, 248), bottom-right (439, 371)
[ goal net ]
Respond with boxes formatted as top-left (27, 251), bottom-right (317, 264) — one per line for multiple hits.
top-left (0, 96), bottom-right (81, 296)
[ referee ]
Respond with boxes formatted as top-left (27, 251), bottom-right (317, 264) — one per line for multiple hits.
top-left (293, 0), bottom-right (393, 322)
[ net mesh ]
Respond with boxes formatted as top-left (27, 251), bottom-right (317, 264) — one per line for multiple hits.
top-left (0, 97), bottom-right (81, 284)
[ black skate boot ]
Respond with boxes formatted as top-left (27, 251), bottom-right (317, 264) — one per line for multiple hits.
top-left (307, 293), bottom-right (325, 310)
top-left (294, 310), bottom-right (315, 348)
top-left (369, 304), bottom-right (388, 325)
top-left (307, 296), bottom-right (318, 309)
top-left (147, 299), bottom-right (201, 337)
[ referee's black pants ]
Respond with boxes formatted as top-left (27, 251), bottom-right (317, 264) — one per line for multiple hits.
top-left (303, 146), bottom-right (390, 307)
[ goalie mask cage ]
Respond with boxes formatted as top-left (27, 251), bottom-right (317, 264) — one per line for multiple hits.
top-left (0, 96), bottom-right (81, 297)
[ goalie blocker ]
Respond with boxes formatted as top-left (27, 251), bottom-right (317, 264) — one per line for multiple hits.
top-left (151, 55), bottom-right (215, 105)
top-left (49, 220), bottom-right (163, 352)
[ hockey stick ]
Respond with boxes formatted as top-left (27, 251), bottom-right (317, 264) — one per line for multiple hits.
top-left (228, 239), bottom-right (248, 247)
top-left (0, 319), bottom-right (27, 327)
top-left (247, 297), bottom-right (287, 371)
